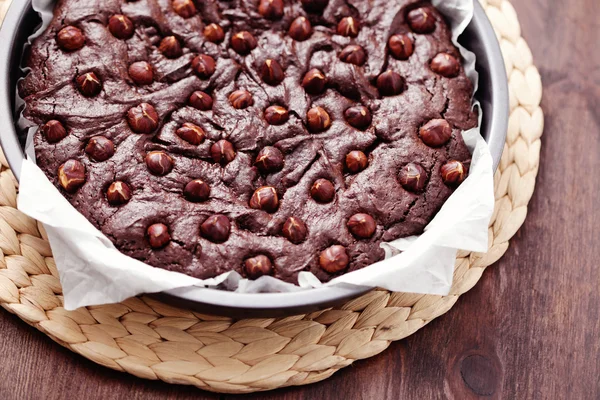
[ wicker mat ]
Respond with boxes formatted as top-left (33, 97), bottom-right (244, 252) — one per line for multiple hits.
top-left (0, 0), bottom-right (543, 394)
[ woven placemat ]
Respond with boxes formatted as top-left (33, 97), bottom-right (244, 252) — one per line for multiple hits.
top-left (0, 0), bottom-right (543, 394)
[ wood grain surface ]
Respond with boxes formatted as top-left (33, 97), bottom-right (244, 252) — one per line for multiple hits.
top-left (1, 0), bottom-right (599, 398)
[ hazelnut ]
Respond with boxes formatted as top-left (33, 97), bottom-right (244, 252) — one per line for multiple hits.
top-left (260, 59), bottom-right (284, 86)
top-left (245, 255), bottom-right (274, 279)
top-left (258, 0), bottom-right (284, 20)
top-left (307, 106), bottom-right (331, 133)
top-left (302, 68), bottom-right (327, 95)
top-left (210, 140), bottom-right (236, 165)
top-left (249, 186), bottom-right (279, 213)
top-left (430, 53), bottom-right (460, 78)
top-left (145, 151), bottom-right (174, 176)
top-left (41, 120), bottom-right (67, 143)
top-left (189, 91), bottom-right (213, 111)
top-left (231, 31), bottom-right (257, 55)
top-left (106, 181), bottom-right (132, 205)
top-left (376, 70), bottom-right (405, 96)
top-left (128, 61), bottom-right (154, 85)
top-left (289, 17), bottom-right (312, 41)
top-left (85, 136), bottom-right (115, 162)
top-left (319, 245), bottom-right (349, 273)
top-left (176, 122), bottom-right (205, 145)
top-left (147, 223), bottom-right (171, 249)
top-left (339, 45), bottom-right (366, 66)
top-left (255, 146), bottom-right (284, 173)
top-left (337, 17), bottom-right (359, 37)
top-left (264, 105), bottom-right (289, 125)
top-left (441, 160), bottom-right (467, 186)
top-left (184, 179), bottom-right (211, 202)
top-left (419, 119), bottom-right (452, 147)
top-left (204, 23), bottom-right (225, 43)
top-left (301, 0), bottom-right (328, 13)
top-left (58, 160), bottom-right (86, 193)
top-left (345, 150), bottom-right (368, 173)
top-left (127, 103), bottom-right (159, 134)
top-left (200, 214), bottom-right (231, 243)
top-left (192, 54), bottom-right (216, 79)
top-left (172, 0), bottom-right (196, 18)
top-left (56, 26), bottom-right (85, 51)
top-left (388, 33), bottom-right (414, 60)
top-left (108, 14), bottom-right (134, 39)
top-left (344, 105), bottom-right (371, 130)
top-left (229, 90), bottom-right (254, 109)
top-left (399, 162), bottom-right (427, 192)
top-left (159, 36), bottom-right (182, 58)
top-left (76, 72), bottom-right (102, 97)
top-left (347, 213), bottom-right (376, 239)
top-left (282, 217), bottom-right (308, 244)
top-left (310, 178), bottom-right (335, 203)
top-left (407, 7), bottom-right (436, 34)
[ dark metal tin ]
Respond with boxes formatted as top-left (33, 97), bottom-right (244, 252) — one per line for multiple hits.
top-left (0, 1), bottom-right (508, 318)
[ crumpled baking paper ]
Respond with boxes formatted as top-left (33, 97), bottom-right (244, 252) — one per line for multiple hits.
top-left (16, 0), bottom-right (494, 310)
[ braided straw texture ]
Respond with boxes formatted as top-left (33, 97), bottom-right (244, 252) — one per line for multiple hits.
top-left (0, 0), bottom-right (542, 394)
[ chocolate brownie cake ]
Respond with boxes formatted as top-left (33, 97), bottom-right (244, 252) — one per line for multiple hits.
top-left (20, 0), bottom-right (477, 283)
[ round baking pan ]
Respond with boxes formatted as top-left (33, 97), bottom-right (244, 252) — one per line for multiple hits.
top-left (0, 1), bottom-right (508, 318)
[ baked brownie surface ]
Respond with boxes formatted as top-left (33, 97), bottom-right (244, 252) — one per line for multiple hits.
top-left (21, 0), bottom-right (477, 283)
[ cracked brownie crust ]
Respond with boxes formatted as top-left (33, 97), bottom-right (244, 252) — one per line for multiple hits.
top-left (21, 0), bottom-right (477, 283)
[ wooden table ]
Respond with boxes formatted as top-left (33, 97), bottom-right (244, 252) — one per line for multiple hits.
top-left (2, 1), bottom-right (599, 398)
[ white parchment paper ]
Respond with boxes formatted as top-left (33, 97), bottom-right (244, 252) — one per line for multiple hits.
top-left (17, 0), bottom-right (494, 310)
